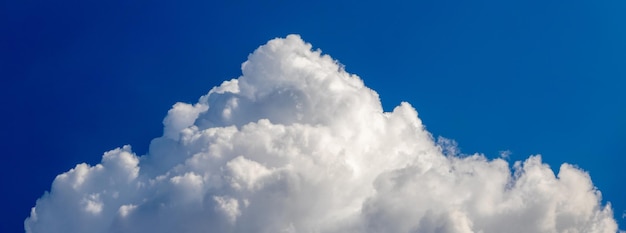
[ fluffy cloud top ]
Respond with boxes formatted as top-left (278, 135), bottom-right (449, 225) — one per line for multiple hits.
top-left (25, 35), bottom-right (619, 233)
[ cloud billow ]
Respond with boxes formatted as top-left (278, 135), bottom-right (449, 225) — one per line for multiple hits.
top-left (25, 35), bottom-right (618, 233)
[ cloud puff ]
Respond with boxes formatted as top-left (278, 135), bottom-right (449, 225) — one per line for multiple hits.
top-left (25, 35), bottom-right (618, 233)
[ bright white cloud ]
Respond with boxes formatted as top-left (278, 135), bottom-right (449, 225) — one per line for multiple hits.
top-left (25, 35), bottom-right (619, 233)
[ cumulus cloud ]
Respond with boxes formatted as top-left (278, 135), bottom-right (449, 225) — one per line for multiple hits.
top-left (25, 35), bottom-right (619, 233)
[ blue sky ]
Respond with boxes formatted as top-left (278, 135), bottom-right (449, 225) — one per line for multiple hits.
top-left (3, 0), bottom-right (625, 232)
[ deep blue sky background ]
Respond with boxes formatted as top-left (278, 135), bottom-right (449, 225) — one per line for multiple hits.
top-left (3, 0), bottom-right (625, 232)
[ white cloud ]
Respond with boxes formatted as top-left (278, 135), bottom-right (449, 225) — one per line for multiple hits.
top-left (25, 35), bottom-right (619, 233)
top-left (499, 150), bottom-right (512, 159)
